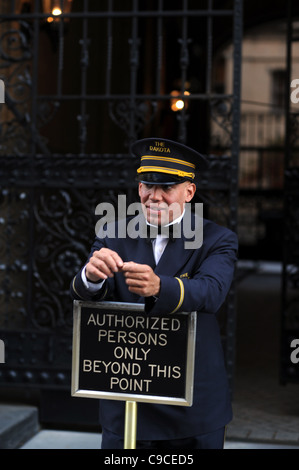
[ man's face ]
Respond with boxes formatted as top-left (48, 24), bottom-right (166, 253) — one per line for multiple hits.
top-left (138, 181), bottom-right (196, 226)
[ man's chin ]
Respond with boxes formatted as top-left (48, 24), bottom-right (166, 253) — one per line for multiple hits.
top-left (147, 215), bottom-right (173, 227)
top-left (147, 217), bottom-right (161, 226)
top-left (146, 212), bottom-right (161, 225)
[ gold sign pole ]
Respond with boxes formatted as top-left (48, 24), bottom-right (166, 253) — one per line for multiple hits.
top-left (124, 401), bottom-right (138, 449)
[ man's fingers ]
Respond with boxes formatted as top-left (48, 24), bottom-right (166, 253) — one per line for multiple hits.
top-left (122, 263), bottom-right (152, 283)
top-left (97, 255), bottom-right (120, 274)
top-left (94, 249), bottom-right (123, 271)
top-left (121, 262), bottom-right (160, 297)
top-left (121, 262), bottom-right (148, 273)
top-left (86, 248), bottom-right (123, 281)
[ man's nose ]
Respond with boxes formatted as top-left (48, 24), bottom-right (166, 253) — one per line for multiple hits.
top-left (149, 186), bottom-right (163, 200)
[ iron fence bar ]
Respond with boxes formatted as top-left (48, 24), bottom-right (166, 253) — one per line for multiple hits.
top-left (57, 2), bottom-right (65, 95)
top-left (0, 11), bottom-right (235, 21)
top-left (281, 0), bottom-right (291, 342)
top-left (225, 0), bottom-right (243, 394)
top-left (155, 0), bottom-right (163, 96)
top-left (78, 0), bottom-right (90, 154)
top-left (206, 0), bottom-right (213, 95)
top-left (25, 0), bottom-right (41, 330)
top-left (31, 1), bottom-right (40, 157)
top-left (128, 0), bottom-right (140, 145)
top-left (105, 0), bottom-right (113, 97)
top-left (280, 0), bottom-right (297, 385)
top-left (177, 0), bottom-right (190, 143)
top-left (230, 0), bottom-right (242, 234)
top-left (35, 93), bottom-right (234, 101)
top-left (12, 0), bottom-right (16, 14)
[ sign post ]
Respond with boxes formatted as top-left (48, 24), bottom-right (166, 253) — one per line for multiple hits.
top-left (124, 401), bottom-right (137, 449)
top-left (72, 300), bottom-right (196, 448)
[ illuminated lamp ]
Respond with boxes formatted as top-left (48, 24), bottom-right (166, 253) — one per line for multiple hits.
top-left (170, 90), bottom-right (190, 112)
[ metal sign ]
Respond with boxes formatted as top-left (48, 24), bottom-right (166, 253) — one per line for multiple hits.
top-left (72, 300), bottom-right (196, 406)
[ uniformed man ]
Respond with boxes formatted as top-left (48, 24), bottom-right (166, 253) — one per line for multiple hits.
top-left (70, 138), bottom-right (238, 449)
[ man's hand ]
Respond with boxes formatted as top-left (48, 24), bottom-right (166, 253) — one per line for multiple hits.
top-left (85, 248), bottom-right (124, 282)
top-left (122, 262), bottom-right (161, 297)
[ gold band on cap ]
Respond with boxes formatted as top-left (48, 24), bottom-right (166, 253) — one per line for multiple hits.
top-left (137, 166), bottom-right (195, 179)
top-left (140, 155), bottom-right (196, 169)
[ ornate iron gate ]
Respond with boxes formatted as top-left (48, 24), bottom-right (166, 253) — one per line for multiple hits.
top-left (0, 0), bottom-right (242, 425)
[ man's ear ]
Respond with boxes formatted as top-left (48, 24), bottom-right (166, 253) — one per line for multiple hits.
top-left (138, 182), bottom-right (143, 197)
top-left (185, 182), bottom-right (196, 202)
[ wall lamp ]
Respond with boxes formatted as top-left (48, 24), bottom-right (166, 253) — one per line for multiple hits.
top-left (170, 90), bottom-right (190, 112)
top-left (18, 0), bottom-right (73, 21)
top-left (42, 0), bottom-right (73, 23)
top-left (18, 0), bottom-right (73, 50)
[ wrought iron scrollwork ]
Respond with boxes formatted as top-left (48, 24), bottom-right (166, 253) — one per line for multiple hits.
top-left (108, 99), bottom-right (158, 144)
top-left (210, 98), bottom-right (233, 151)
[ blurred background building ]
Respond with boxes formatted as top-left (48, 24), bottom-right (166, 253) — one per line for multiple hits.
top-left (0, 0), bottom-right (298, 433)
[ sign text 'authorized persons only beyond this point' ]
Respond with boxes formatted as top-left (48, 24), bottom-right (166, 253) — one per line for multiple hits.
top-left (72, 301), bottom-right (196, 406)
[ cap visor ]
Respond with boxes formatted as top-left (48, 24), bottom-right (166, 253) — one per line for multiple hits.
top-left (136, 172), bottom-right (187, 185)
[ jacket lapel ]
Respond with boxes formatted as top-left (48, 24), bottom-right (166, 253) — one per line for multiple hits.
top-left (133, 213), bottom-right (198, 275)
top-left (136, 238), bottom-right (156, 268)
top-left (154, 231), bottom-right (194, 276)
top-left (134, 214), bottom-right (156, 268)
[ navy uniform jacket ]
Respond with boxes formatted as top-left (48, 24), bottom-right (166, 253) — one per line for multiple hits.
top-left (70, 214), bottom-right (238, 440)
